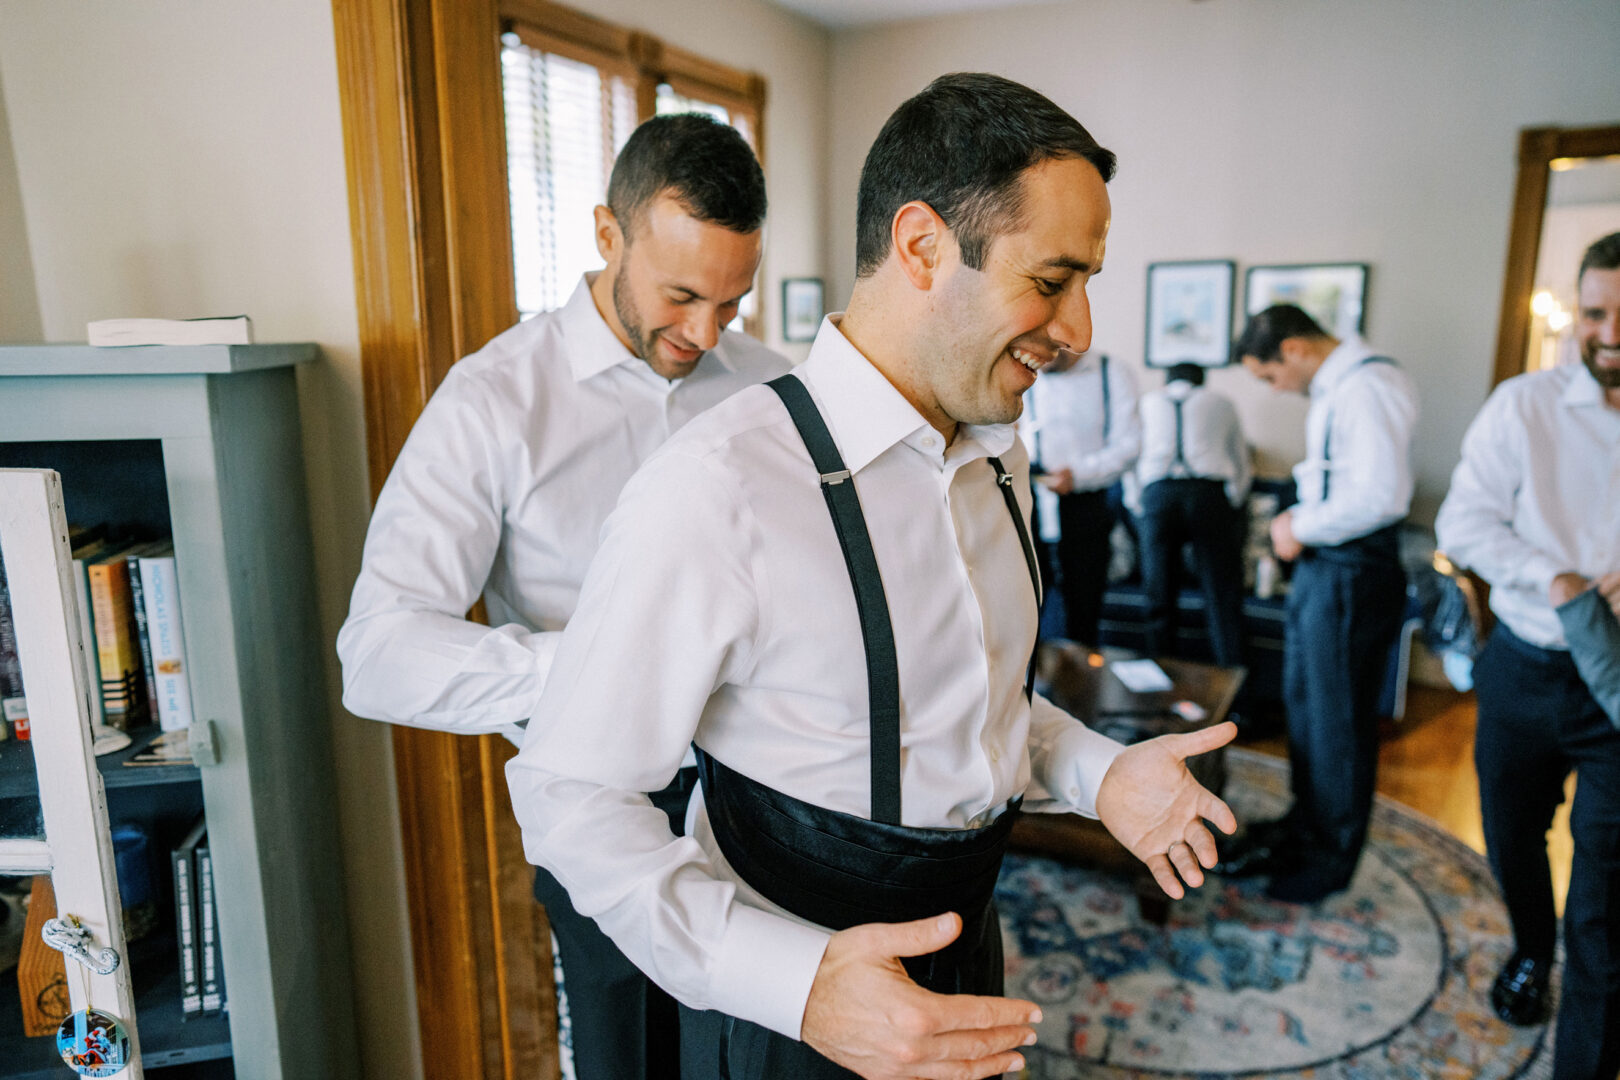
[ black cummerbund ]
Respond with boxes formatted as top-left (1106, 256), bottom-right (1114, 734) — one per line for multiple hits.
top-left (1309, 521), bottom-right (1402, 568)
top-left (695, 749), bottom-right (1019, 995)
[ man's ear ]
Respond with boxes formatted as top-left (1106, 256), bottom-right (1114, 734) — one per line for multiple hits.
top-left (890, 201), bottom-right (951, 291)
top-left (593, 205), bottom-right (624, 264)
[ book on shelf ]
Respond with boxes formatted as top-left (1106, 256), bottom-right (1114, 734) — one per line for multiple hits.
top-left (125, 541), bottom-right (164, 727)
top-left (87, 543), bottom-right (151, 730)
top-left (196, 843), bottom-right (226, 1014)
top-left (0, 547), bottom-right (24, 740)
top-left (87, 315), bottom-right (253, 347)
top-left (137, 541), bottom-right (193, 733)
top-left (71, 535), bottom-right (112, 730)
top-left (172, 816), bottom-right (206, 1018)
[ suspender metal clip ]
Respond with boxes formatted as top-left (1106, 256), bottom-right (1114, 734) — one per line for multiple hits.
top-left (820, 469), bottom-right (852, 486)
top-left (996, 471), bottom-right (1014, 487)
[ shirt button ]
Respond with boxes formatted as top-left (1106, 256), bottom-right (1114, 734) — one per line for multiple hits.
top-left (989, 747), bottom-right (1001, 763)
top-left (921, 434), bottom-right (938, 448)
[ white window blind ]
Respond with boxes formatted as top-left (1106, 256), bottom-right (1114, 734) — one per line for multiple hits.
top-left (501, 33), bottom-right (636, 319)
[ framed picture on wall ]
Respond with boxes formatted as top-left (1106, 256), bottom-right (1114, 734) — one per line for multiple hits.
top-left (782, 277), bottom-right (824, 343)
top-left (1144, 260), bottom-right (1236, 367)
top-left (1243, 263), bottom-right (1369, 338)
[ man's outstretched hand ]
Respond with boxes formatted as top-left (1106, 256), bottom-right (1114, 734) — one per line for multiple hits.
top-left (1095, 721), bottom-right (1240, 898)
top-left (801, 912), bottom-right (1040, 1079)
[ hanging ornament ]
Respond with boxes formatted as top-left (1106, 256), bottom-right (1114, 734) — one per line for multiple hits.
top-left (55, 1007), bottom-right (131, 1076)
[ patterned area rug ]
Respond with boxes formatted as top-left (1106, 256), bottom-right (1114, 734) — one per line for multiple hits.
top-left (999, 747), bottom-right (1556, 1078)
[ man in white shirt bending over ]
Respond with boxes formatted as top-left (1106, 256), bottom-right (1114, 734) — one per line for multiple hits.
top-left (508, 72), bottom-right (1237, 1080)
top-left (337, 114), bottom-right (788, 1080)
top-left (1131, 362), bottom-right (1251, 667)
top-left (1222, 305), bottom-right (1417, 904)
top-left (1436, 231), bottom-right (1620, 1080)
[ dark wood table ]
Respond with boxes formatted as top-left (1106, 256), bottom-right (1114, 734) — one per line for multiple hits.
top-left (1009, 642), bottom-right (1246, 922)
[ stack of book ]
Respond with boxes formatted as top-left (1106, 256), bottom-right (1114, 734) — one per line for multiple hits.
top-left (66, 531), bottom-right (194, 736)
top-left (0, 550), bottom-right (26, 740)
top-left (171, 817), bottom-right (227, 1018)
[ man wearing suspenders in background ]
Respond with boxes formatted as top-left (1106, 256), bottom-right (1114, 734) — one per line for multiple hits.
top-left (507, 74), bottom-right (1237, 1080)
top-left (1025, 346), bottom-right (1141, 646)
top-left (1130, 362), bottom-right (1252, 667)
top-left (1221, 304), bottom-right (1418, 904)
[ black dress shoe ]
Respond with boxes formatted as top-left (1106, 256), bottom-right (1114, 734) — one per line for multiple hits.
top-left (1263, 864), bottom-right (1353, 905)
top-left (1212, 819), bottom-right (1297, 877)
top-left (1490, 952), bottom-right (1550, 1026)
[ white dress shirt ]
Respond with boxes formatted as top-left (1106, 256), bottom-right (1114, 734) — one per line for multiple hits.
top-left (1022, 355), bottom-right (1141, 540)
top-left (506, 317), bottom-right (1126, 1041)
top-left (1289, 335), bottom-right (1418, 547)
top-left (337, 275), bottom-right (789, 741)
top-left (1133, 380), bottom-right (1252, 508)
top-left (1436, 364), bottom-right (1620, 650)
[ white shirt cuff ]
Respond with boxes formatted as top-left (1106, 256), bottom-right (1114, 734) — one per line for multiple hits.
top-left (1050, 724), bottom-right (1127, 818)
top-left (707, 902), bottom-right (832, 1040)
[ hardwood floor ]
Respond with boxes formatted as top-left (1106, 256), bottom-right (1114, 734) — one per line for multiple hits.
top-left (1240, 683), bottom-right (1576, 915)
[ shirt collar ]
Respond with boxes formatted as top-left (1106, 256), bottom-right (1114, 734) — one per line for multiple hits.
top-left (1562, 362), bottom-right (1610, 409)
top-left (558, 273), bottom-right (738, 385)
top-left (1309, 334), bottom-right (1375, 400)
top-left (797, 316), bottom-right (1014, 474)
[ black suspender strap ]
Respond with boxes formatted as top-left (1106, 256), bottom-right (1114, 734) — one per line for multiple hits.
top-left (1100, 355), bottom-right (1112, 443)
top-left (1321, 355), bottom-right (1397, 501)
top-left (767, 375), bottom-right (903, 824)
top-left (1171, 397), bottom-right (1188, 476)
top-left (987, 455), bottom-right (1043, 701)
top-left (767, 374), bottom-right (1044, 824)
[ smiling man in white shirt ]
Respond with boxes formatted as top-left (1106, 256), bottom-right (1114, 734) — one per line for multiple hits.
top-left (508, 73), bottom-right (1236, 1080)
top-left (337, 114), bottom-right (788, 1080)
top-left (1223, 305), bottom-right (1418, 904)
top-left (1436, 231), bottom-right (1620, 1080)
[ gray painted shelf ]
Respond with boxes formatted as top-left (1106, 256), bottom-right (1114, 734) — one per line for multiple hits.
top-left (0, 346), bottom-right (357, 1078)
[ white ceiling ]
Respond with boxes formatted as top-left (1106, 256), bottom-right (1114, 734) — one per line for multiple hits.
top-left (765, 0), bottom-right (1070, 30)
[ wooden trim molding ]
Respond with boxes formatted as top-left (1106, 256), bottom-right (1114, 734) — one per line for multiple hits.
top-left (330, 0), bottom-right (553, 1077)
top-left (1491, 124), bottom-right (1620, 388)
top-left (330, 0), bottom-right (774, 1073)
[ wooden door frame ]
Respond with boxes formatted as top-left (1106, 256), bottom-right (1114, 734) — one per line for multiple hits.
top-left (1491, 123), bottom-right (1620, 388)
top-left (329, 0), bottom-right (557, 1076)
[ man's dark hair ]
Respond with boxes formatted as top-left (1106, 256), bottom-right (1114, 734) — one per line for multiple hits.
top-left (1166, 362), bottom-right (1206, 387)
top-left (606, 113), bottom-right (766, 240)
top-left (854, 72), bottom-right (1116, 278)
top-left (1580, 231), bottom-right (1620, 280)
top-left (1232, 304), bottom-right (1330, 365)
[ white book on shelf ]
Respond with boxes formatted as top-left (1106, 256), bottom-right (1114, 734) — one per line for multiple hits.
top-left (138, 545), bottom-right (194, 733)
top-left (87, 315), bottom-right (252, 347)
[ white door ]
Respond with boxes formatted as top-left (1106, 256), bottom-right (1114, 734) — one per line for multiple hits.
top-left (0, 468), bottom-right (142, 1077)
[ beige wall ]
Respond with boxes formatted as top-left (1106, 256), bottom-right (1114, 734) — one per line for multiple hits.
top-left (826, 0), bottom-right (1620, 520)
top-left (0, 1), bottom-right (414, 1075)
top-left (0, 70), bottom-right (41, 343)
top-left (0, 0), bottom-right (828, 1077)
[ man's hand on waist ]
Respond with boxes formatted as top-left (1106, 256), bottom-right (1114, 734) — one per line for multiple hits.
top-left (800, 912), bottom-right (1039, 1080)
top-left (1551, 572), bottom-right (1594, 609)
